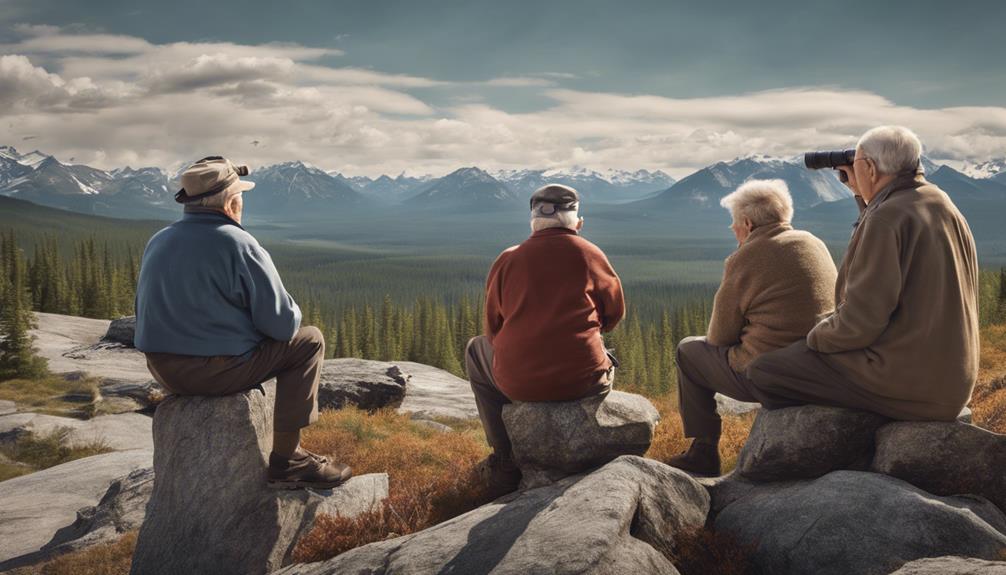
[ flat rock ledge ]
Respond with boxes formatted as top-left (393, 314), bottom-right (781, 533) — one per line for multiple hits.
top-left (503, 390), bottom-right (660, 488)
top-left (130, 382), bottom-right (388, 575)
top-left (714, 470), bottom-right (1006, 575)
top-left (276, 456), bottom-right (708, 575)
top-left (887, 556), bottom-right (1006, 574)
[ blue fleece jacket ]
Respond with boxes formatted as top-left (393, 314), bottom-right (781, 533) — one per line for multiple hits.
top-left (134, 209), bottom-right (302, 357)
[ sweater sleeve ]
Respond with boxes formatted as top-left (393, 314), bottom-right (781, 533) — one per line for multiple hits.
top-left (484, 251), bottom-right (507, 344)
top-left (591, 250), bottom-right (625, 333)
top-left (706, 255), bottom-right (745, 347)
top-left (239, 241), bottom-right (302, 342)
top-left (807, 215), bottom-right (901, 353)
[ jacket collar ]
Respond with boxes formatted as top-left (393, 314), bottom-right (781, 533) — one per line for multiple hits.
top-left (746, 221), bottom-right (792, 243)
top-left (530, 227), bottom-right (578, 239)
top-left (851, 171), bottom-right (926, 232)
top-left (181, 206), bottom-right (244, 229)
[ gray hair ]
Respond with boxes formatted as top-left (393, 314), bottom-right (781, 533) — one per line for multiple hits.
top-left (720, 179), bottom-right (793, 226)
top-left (857, 125), bottom-right (923, 175)
top-left (530, 208), bottom-right (580, 232)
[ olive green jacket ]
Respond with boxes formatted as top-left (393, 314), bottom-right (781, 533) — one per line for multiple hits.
top-left (807, 173), bottom-right (980, 420)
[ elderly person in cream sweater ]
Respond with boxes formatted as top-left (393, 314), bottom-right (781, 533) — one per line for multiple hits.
top-left (668, 179), bottom-right (838, 476)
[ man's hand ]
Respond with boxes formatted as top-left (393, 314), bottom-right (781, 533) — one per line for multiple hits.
top-left (836, 165), bottom-right (859, 194)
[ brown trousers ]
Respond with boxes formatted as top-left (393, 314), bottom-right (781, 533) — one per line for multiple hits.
top-left (676, 336), bottom-right (760, 438)
top-left (465, 335), bottom-right (612, 457)
top-left (144, 326), bottom-right (325, 432)
top-left (746, 338), bottom-right (947, 421)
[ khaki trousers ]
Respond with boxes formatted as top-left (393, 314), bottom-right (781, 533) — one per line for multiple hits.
top-left (465, 335), bottom-right (612, 457)
top-left (144, 326), bottom-right (325, 432)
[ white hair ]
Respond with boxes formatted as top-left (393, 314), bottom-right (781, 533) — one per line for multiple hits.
top-left (197, 188), bottom-right (239, 209)
top-left (857, 125), bottom-right (923, 175)
top-left (530, 208), bottom-right (579, 232)
top-left (720, 179), bottom-right (793, 226)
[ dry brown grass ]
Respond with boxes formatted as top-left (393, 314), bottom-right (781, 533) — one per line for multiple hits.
top-left (292, 408), bottom-right (492, 563)
top-left (8, 532), bottom-right (137, 575)
top-left (673, 526), bottom-right (759, 575)
top-left (646, 395), bottom-right (757, 473)
top-left (973, 324), bottom-right (1006, 433)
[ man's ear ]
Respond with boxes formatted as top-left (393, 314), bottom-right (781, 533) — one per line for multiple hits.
top-left (576, 217), bottom-right (584, 230)
top-left (743, 217), bottom-right (754, 231)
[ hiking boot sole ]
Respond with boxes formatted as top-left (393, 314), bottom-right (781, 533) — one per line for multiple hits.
top-left (266, 477), bottom-right (350, 490)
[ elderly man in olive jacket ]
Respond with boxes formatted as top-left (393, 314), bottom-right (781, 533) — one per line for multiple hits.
top-left (747, 125), bottom-right (980, 422)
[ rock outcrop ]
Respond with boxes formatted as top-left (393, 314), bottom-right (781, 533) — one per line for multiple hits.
top-left (503, 390), bottom-right (659, 488)
top-left (0, 449), bottom-right (152, 567)
top-left (130, 382), bottom-right (388, 575)
top-left (735, 405), bottom-right (888, 481)
top-left (318, 358), bottom-right (408, 410)
top-left (888, 556), bottom-right (1006, 574)
top-left (872, 420), bottom-right (1006, 513)
top-left (715, 471), bottom-right (1006, 575)
top-left (102, 316), bottom-right (136, 347)
top-left (276, 456), bottom-right (708, 575)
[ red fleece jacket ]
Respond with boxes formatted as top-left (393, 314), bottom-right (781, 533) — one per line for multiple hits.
top-left (484, 227), bottom-right (625, 401)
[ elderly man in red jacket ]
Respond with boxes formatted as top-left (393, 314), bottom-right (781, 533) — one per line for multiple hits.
top-left (465, 184), bottom-right (626, 493)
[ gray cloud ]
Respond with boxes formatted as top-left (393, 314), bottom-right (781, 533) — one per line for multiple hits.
top-left (1, 26), bottom-right (1005, 178)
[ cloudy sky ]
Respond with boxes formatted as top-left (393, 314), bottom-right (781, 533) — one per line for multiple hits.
top-left (1, 0), bottom-right (1004, 177)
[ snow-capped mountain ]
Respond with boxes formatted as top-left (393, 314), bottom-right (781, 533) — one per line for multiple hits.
top-left (246, 161), bottom-right (369, 215)
top-left (491, 166), bottom-right (676, 203)
top-left (405, 167), bottom-right (519, 210)
top-left (334, 172), bottom-right (433, 202)
top-left (962, 158), bottom-right (1006, 180)
top-left (636, 155), bottom-right (854, 211)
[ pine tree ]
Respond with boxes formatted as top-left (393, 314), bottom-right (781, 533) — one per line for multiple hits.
top-left (0, 231), bottom-right (48, 380)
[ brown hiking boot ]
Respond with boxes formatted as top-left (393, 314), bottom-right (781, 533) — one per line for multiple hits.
top-left (475, 453), bottom-right (522, 496)
top-left (667, 441), bottom-right (721, 477)
top-left (267, 450), bottom-right (352, 490)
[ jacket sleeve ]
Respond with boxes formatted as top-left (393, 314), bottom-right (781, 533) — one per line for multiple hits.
top-left (807, 215), bottom-right (901, 353)
top-left (591, 251), bottom-right (625, 333)
top-left (484, 252), bottom-right (507, 344)
top-left (706, 255), bottom-right (745, 347)
top-left (239, 242), bottom-right (302, 342)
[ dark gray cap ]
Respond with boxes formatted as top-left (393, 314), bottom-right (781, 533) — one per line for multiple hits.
top-left (529, 183), bottom-right (579, 214)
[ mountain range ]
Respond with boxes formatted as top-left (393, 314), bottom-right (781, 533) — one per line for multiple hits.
top-left (2, 145), bottom-right (1006, 231)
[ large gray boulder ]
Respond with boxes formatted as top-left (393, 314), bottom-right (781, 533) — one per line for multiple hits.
top-left (275, 456), bottom-right (708, 575)
top-left (887, 556), bottom-right (1006, 574)
top-left (130, 382), bottom-right (389, 575)
top-left (0, 449), bottom-right (152, 567)
top-left (102, 316), bottom-right (136, 347)
top-left (872, 421), bottom-right (1006, 513)
top-left (318, 358), bottom-right (409, 410)
top-left (736, 405), bottom-right (888, 482)
top-left (503, 390), bottom-right (660, 488)
top-left (715, 470), bottom-right (1006, 575)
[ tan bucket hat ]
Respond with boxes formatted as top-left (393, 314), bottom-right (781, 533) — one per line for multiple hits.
top-left (174, 156), bottom-right (255, 204)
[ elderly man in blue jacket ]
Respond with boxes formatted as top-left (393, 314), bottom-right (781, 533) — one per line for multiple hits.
top-left (135, 156), bottom-right (350, 489)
